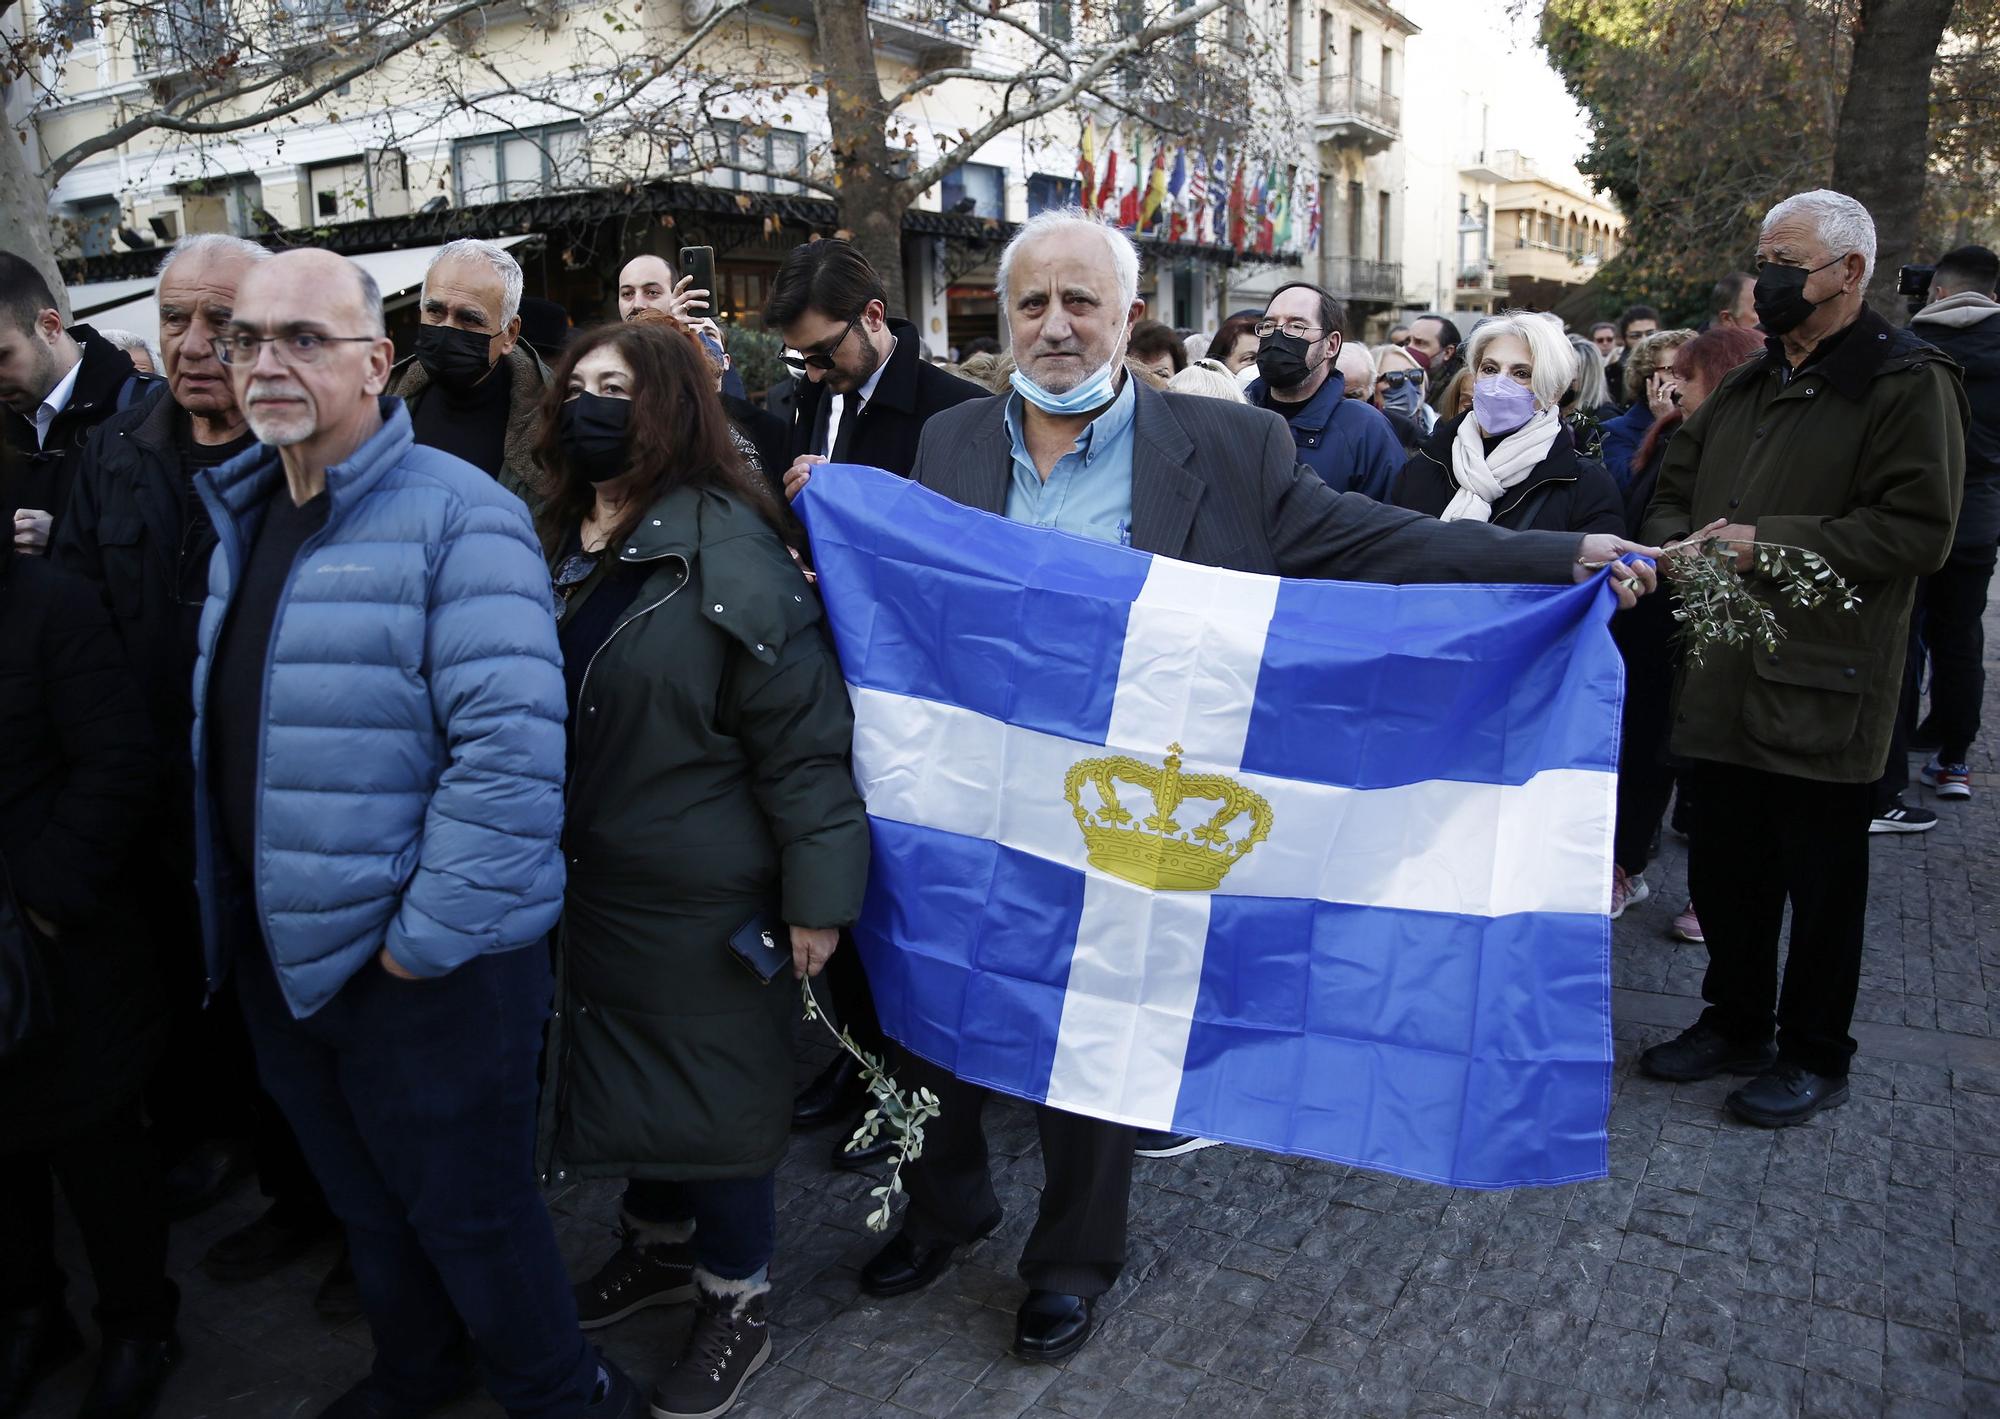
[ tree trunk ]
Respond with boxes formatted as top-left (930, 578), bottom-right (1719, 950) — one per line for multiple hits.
top-left (811, 0), bottom-right (908, 314)
top-left (1, 79), bottom-right (70, 319)
top-left (1830, 0), bottom-right (1955, 317)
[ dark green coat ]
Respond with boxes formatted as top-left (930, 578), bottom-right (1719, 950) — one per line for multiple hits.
top-left (1640, 309), bottom-right (1967, 782)
top-left (538, 485), bottom-right (868, 1184)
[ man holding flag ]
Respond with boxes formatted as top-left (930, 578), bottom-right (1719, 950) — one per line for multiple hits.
top-left (785, 211), bottom-right (1657, 1362)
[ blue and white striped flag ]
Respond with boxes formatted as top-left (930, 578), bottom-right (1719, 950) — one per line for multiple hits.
top-left (796, 465), bottom-right (1621, 1188)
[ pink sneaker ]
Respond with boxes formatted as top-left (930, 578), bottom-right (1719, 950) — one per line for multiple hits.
top-left (1669, 903), bottom-right (1704, 943)
top-left (1611, 866), bottom-right (1650, 919)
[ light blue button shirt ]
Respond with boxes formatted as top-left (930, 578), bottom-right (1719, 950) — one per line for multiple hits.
top-left (1002, 376), bottom-right (1137, 545)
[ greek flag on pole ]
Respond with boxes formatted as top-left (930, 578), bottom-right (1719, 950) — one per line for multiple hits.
top-left (796, 465), bottom-right (1620, 1189)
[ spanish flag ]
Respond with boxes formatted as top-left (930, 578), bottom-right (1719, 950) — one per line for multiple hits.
top-left (1078, 119), bottom-right (1098, 216)
top-left (1138, 136), bottom-right (1171, 232)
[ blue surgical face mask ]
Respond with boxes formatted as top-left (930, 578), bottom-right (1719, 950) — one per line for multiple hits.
top-left (1011, 349), bottom-right (1123, 415)
top-left (1379, 378), bottom-right (1424, 420)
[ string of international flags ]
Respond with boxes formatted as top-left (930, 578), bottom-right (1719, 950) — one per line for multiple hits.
top-left (1075, 116), bottom-right (1320, 257)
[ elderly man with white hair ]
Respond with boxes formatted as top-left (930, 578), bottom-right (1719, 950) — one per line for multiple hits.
top-left (389, 237), bottom-right (546, 500)
top-left (1638, 189), bottom-right (1968, 1128)
top-left (1391, 310), bottom-right (1624, 535)
top-left (791, 209), bottom-right (1660, 1362)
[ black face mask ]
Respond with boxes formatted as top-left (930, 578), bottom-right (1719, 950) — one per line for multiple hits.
top-left (1752, 258), bottom-right (1843, 336)
top-left (413, 323), bottom-right (497, 392)
top-left (557, 392), bottom-right (631, 484)
top-left (1255, 330), bottom-right (1324, 391)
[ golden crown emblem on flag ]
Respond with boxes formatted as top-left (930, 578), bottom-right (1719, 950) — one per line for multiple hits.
top-left (1063, 743), bottom-right (1272, 892)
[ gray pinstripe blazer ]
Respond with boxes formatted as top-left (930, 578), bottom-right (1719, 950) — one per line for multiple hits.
top-left (909, 380), bottom-right (1583, 585)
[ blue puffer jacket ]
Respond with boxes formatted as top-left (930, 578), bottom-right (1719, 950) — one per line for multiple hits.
top-left (191, 400), bottom-right (567, 1018)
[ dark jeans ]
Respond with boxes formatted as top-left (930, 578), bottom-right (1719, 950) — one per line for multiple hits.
top-left (1915, 541), bottom-right (1997, 763)
top-left (895, 1052), bottom-right (1134, 1299)
top-left (1685, 761), bottom-right (1871, 1078)
top-left (236, 941), bottom-right (596, 1419)
top-left (623, 1176), bottom-right (775, 1282)
top-left (0, 1101), bottom-right (174, 1339)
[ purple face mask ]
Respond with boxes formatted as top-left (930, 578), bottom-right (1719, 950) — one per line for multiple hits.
top-left (1472, 374), bottom-right (1538, 435)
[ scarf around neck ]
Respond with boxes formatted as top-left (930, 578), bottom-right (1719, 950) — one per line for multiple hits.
top-left (1442, 407), bottom-right (1561, 523)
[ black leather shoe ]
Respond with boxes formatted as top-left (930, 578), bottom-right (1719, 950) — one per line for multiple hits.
top-left (201, 1201), bottom-right (339, 1283)
top-left (316, 1369), bottom-right (477, 1419)
top-left (0, 1301), bottom-right (83, 1415)
top-left (793, 1055), bottom-right (867, 1129)
top-left (1726, 1063), bottom-right (1849, 1128)
top-left (1638, 1020), bottom-right (1776, 1083)
top-left (162, 1139), bottom-right (251, 1220)
top-left (1013, 1291), bottom-right (1093, 1362)
top-left (831, 1127), bottom-right (897, 1170)
top-left (859, 1212), bottom-right (1001, 1298)
top-left (314, 1246), bottom-right (361, 1325)
top-left (75, 1333), bottom-right (180, 1419)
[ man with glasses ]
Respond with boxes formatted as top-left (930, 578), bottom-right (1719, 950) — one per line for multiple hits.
top-left (53, 235), bottom-right (356, 1315)
top-left (761, 238), bottom-right (985, 1166)
top-left (1243, 282), bottom-right (1403, 501)
top-left (191, 247), bottom-right (640, 1418)
top-left (766, 238), bottom-right (986, 499)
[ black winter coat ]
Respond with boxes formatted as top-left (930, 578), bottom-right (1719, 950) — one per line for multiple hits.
top-left (1, 326), bottom-right (158, 542)
top-left (0, 555), bottom-right (162, 1149)
top-left (51, 387), bottom-right (208, 758)
top-left (788, 318), bottom-right (988, 476)
top-left (1393, 413), bottom-right (1628, 537)
top-left (1909, 295), bottom-right (2000, 548)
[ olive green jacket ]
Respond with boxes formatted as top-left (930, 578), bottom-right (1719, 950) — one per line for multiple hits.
top-left (1640, 308), bottom-right (1968, 782)
top-left (538, 485), bottom-right (868, 1184)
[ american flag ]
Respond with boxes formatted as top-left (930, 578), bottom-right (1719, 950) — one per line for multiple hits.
top-left (1185, 147), bottom-right (1208, 237)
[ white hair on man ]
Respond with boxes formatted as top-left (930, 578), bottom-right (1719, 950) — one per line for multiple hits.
top-left (424, 238), bottom-right (524, 325)
top-left (97, 326), bottom-right (160, 373)
top-left (1333, 340), bottom-right (1376, 398)
top-left (1762, 189), bottom-right (1876, 286)
top-left (1165, 357), bottom-right (1246, 404)
top-left (995, 207), bottom-right (1140, 314)
top-left (1463, 309), bottom-right (1578, 409)
top-left (155, 232), bottom-right (269, 281)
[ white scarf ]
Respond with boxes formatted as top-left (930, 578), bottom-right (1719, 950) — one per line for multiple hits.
top-left (1441, 407), bottom-right (1561, 523)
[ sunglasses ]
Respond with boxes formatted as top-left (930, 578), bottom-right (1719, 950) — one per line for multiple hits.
top-left (1377, 370), bottom-right (1424, 390)
top-left (797, 310), bottom-right (863, 371)
top-left (551, 550), bottom-right (601, 623)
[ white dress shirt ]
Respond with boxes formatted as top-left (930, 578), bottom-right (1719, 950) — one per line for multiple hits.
top-left (32, 345), bottom-right (85, 449)
top-left (823, 349), bottom-right (890, 459)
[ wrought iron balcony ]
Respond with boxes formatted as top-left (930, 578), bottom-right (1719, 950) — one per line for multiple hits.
top-left (1315, 75), bottom-right (1400, 155)
top-left (1323, 256), bottom-right (1402, 303)
top-left (746, 0), bottom-right (979, 66)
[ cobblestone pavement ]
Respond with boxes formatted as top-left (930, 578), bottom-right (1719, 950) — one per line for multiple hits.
top-left (31, 609), bottom-right (2000, 1419)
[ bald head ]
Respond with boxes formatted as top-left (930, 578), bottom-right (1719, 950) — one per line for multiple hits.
top-left (229, 248), bottom-right (393, 465)
top-left (619, 254), bottom-right (677, 323)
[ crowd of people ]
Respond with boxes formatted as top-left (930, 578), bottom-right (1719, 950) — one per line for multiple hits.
top-left (0, 183), bottom-right (1988, 1419)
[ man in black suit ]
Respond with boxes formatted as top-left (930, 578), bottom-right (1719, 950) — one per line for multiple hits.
top-left (765, 239), bottom-right (986, 486)
top-left (763, 240), bottom-right (987, 1162)
top-left (787, 210), bottom-right (1658, 1363)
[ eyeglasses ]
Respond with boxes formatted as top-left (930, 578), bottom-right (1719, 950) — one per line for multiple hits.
top-left (1253, 318), bottom-right (1323, 340)
top-left (798, 312), bottom-right (862, 371)
top-left (1377, 370), bottom-right (1423, 390)
top-left (551, 550), bottom-right (601, 624)
top-left (217, 330), bottom-right (379, 366)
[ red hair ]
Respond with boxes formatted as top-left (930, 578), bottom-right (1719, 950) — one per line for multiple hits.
top-left (1632, 325), bottom-right (1766, 475)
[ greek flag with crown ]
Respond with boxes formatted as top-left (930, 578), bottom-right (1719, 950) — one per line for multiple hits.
top-left (796, 465), bottom-right (1622, 1188)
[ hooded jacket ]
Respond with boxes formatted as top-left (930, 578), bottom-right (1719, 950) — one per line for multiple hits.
top-left (1640, 307), bottom-right (1968, 782)
top-left (390, 342), bottom-right (548, 506)
top-left (1910, 291), bottom-right (2000, 548)
top-left (190, 401), bottom-right (567, 1017)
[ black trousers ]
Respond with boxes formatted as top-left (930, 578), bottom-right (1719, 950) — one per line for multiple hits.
top-left (895, 1052), bottom-right (1133, 1298)
top-left (0, 1101), bottom-right (175, 1339)
top-left (1684, 761), bottom-right (1871, 1078)
top-left (1611, 590), bottom-right (1679, 873)
top-left (822, 928), bottom-right (884, 1056)
top-left (1914, 541), bottom-right (1997, 763)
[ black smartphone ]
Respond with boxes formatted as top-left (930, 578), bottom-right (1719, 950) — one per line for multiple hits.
top-left (679, 245), bottom-right (716, 317)
top-left (727, 911), bottom-right (790, 984)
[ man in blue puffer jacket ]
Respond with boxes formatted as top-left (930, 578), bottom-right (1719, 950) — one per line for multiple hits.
top-left (190, 249), bottom-right (639, 1419)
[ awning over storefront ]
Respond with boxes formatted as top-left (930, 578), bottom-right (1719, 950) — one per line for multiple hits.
top-left (79, 235), bottom-right (537, 344)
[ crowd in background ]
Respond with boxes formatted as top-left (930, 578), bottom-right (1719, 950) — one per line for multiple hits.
top-left (0, 187), bottom-right (1989, 1419)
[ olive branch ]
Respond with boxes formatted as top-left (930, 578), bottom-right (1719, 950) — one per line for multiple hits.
top-left (1663, 537), bottom-right (1861, 664)
top-left (801, 977), bottom-right (940, 1232)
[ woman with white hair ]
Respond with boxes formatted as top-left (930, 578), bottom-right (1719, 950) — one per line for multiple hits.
top-left (1391, 310), bottom-right (1625, 535)
top-left (96, 327), bottom-right (160, 376)
top-left (1164, 357), bottom-right (1246, 403)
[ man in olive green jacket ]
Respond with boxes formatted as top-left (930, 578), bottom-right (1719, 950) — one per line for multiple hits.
top-left (1638, 189), bottom-right (1968, 1128)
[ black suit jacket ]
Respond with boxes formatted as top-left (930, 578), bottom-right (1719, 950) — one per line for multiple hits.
top-left (790, 318), bottom-right (988, 477)
top-left (907, 379), bottom-right (1584, 585)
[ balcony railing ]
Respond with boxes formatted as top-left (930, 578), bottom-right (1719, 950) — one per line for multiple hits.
top-left (866, 0), bottom-right (982, 44)
top-left (1456, 263), bottom-right (1505, 292)
top-left (1324, 256), bottom-right (1401, 303)
top-left (1318, 75), bottom-right (1400, 132)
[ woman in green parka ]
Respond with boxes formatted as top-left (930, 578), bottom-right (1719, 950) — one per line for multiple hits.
top-left (531, 321), bottom-right (868, 1419)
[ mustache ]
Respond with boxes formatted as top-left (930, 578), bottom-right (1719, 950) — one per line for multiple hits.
top-left (246, 377), bottom-right (306, 401)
